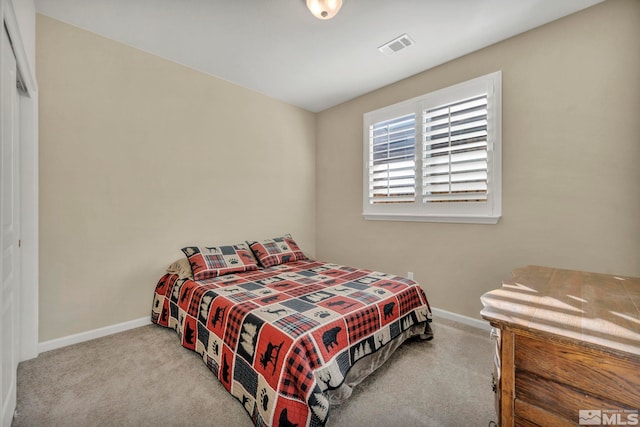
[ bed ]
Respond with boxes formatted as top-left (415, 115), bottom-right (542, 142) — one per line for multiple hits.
top-left (151, 235), bottom-right (433, 427)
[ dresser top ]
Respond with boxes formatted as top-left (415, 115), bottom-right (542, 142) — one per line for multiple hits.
top-left (481, 265), bottom-right (640, 358)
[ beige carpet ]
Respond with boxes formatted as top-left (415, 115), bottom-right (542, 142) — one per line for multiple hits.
top-left (13, 318), bottom-right (496, 427)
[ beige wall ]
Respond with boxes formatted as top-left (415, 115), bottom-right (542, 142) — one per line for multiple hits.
top-left (37, 15), bottom-right (316, 342)
top-left (316, 0), bottom-right (640, 319)
top-left (36, 1), bottom-right (640, 341)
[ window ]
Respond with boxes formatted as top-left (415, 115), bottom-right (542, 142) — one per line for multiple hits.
top-left (363, 71), bottom-right (502, 224)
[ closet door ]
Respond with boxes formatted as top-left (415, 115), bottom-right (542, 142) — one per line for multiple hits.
top-left (0, 25), bottom-right (20, 427)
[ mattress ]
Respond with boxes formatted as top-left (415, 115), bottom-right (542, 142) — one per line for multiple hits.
top-left (151, 259), bottom-right (433, 426)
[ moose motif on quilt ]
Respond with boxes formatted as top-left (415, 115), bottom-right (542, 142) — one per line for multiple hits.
top-left (151, 259), bottom-right (432, 427)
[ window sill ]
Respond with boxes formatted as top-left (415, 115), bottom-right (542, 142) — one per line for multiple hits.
top-left (363, 213), bottom-right (501, 224)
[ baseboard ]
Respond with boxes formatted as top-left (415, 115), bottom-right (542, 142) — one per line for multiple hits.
top-left (38, 316), bottom-right (152, 354)
top-left (431, 307), bottom-right (492, 332)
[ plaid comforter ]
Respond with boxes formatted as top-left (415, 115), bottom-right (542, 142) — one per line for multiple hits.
top-left (151, 259), bottom-right (433, 427)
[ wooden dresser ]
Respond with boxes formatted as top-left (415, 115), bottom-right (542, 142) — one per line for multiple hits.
top-left (481, 266), bottom-right (640, 426)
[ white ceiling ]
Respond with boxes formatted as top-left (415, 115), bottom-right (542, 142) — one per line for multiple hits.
top-left (35, 0), bottom-right (604, 112)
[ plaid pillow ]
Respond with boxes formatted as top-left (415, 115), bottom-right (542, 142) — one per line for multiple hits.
top-left (181, 243), bottom-right (259, 280)
top-left (248, 234), bottom-right (307, 268)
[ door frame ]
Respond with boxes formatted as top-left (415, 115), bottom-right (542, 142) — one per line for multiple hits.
top-left (3, 0), bottom-right (38, 361)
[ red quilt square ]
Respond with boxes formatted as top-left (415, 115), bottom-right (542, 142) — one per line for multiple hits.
top-left (345, 306), bottom-right (380, 344)
top-left (207, 296), bottom-right (233, 337)
top-left (177, 282), bottom-right (196, 311)
top-left (372, 279), bottom-right (408, 293)
top-left (253, 323), bottom-right (294, 390)
top-left (285, 283), bottom-right (324, 298)
top-left (318, 296), bottom-right (363, 315)
top-left (271, 396), bottom-right (309, 427)
top-left (155, 273), bottom-right (176, 296)
top-left (377, 296), bottom-right (400, 327)
top-left (219, 343), bottom-right (235, 392)
top-left (397, 288), bottom-right (424, 316)
top-left (266, 280), bottom-right (302, 292)
top-left (311, 319), bottom-right (348, 362)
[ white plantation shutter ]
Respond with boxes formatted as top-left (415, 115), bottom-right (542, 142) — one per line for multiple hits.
top-left (368, 113), bottom-right (416, 204)
top-left (422, 95), bottom-right (489, 203)
top-left (363, 71), bottom-right (501, 224)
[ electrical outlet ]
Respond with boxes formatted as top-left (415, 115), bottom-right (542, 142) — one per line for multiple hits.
top-left (407, 272), bottom-right (414, 280)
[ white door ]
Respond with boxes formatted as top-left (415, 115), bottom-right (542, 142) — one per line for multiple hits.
top-left (0, 25), bottom-right (20, 427)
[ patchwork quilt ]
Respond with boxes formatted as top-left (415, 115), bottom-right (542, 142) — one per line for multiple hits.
top-left (151, 259), bottom-right (433, 427)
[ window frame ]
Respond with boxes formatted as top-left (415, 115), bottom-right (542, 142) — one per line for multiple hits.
top-left (362, 71), bottom-right (502, 224)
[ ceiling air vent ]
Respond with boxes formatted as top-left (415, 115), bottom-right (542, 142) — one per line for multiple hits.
top-left (378, 33), bottom-right (414, 55)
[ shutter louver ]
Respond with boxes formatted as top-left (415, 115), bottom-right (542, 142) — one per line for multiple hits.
top-left (369, 113), bottom-right (416, 204)
top-left (422, 95), bottom-right (489, 203)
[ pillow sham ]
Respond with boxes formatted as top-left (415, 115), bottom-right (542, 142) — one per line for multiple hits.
top-left (166, 258), bottom-right (193, 279)
top-left (248, 234), bottom-right (307, 268)
top-left (181, 243), bottom-right (258, 280)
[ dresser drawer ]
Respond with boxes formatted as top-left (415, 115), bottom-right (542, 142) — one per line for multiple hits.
top-left (515, 370), bottom-right (630, 422)
top-left (514, 334), bottom-right (640, 409)
top-left (514, 399), bottom-right (575, 427)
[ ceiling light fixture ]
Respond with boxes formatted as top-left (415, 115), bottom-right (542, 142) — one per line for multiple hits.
top-left (306, 0), bottom-right (343, 20)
